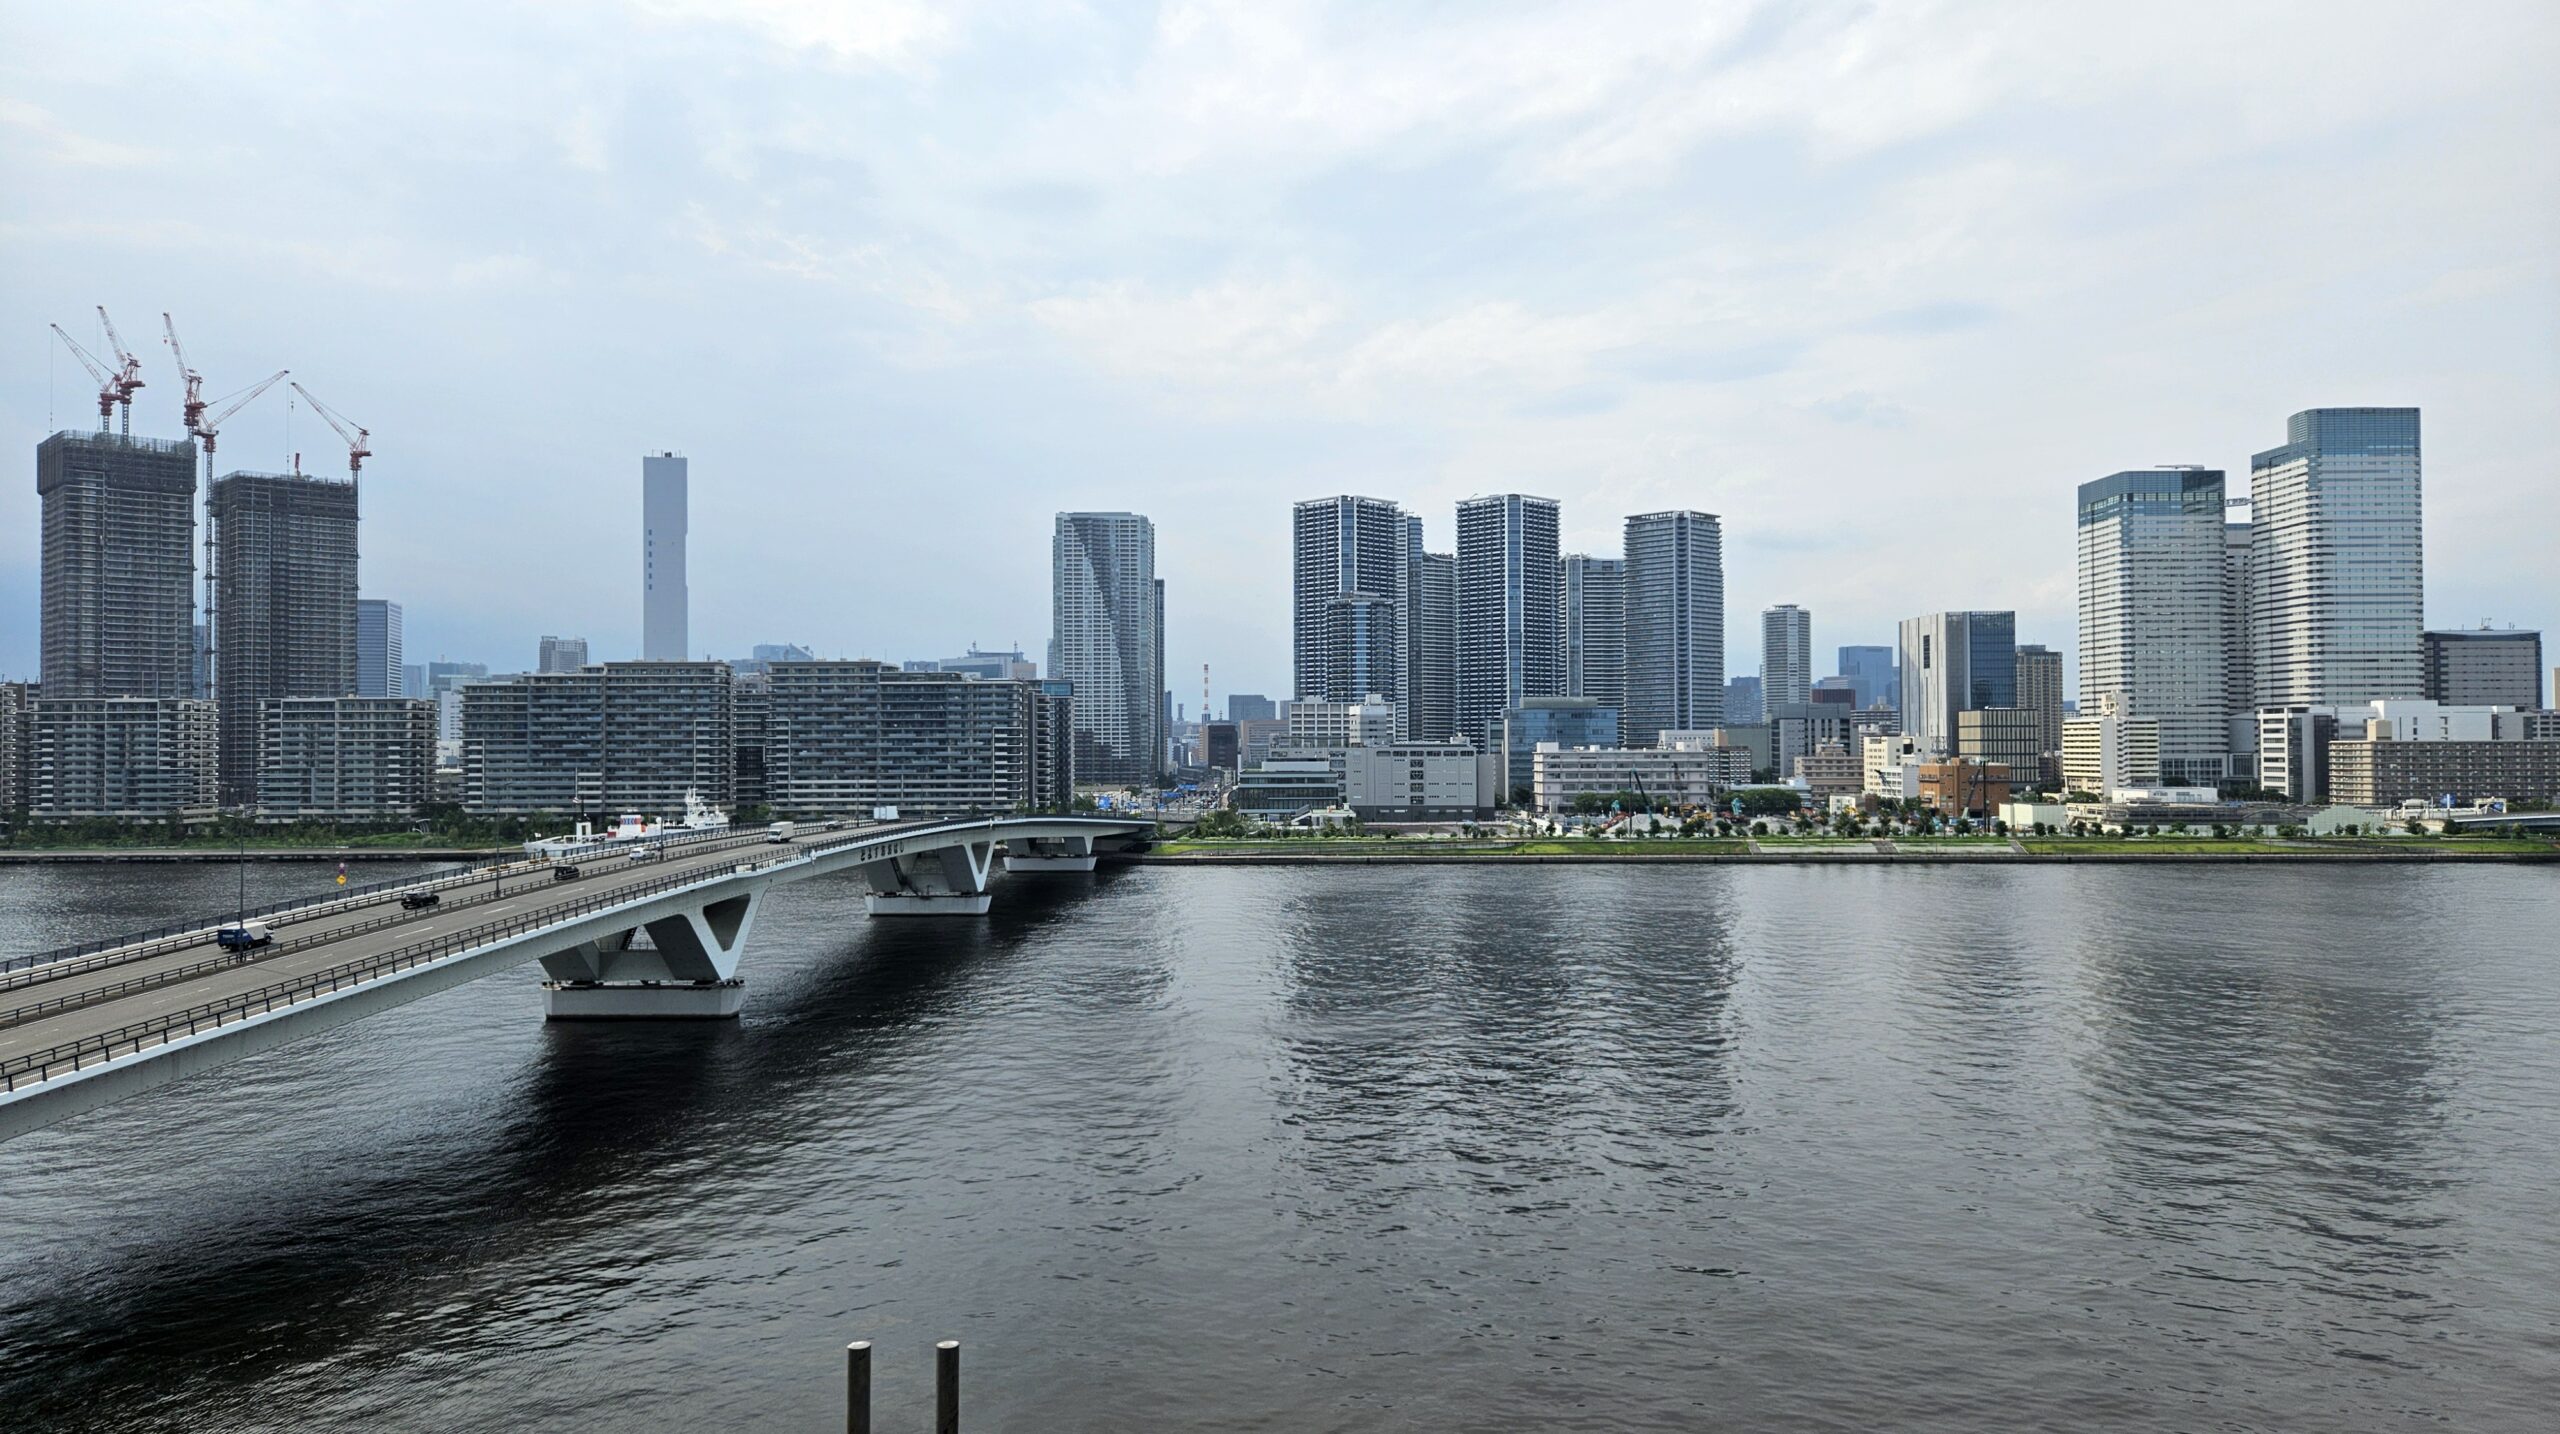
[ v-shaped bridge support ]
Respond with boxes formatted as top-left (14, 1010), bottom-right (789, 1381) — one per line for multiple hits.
top-left (538, 882), bottom-right (767, 1019)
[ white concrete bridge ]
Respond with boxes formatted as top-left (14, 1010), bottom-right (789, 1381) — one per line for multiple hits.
top-left (0, 814), bottom-right (1152, 1141)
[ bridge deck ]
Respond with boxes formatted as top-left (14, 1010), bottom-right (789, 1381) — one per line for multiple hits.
top-left (1, 815), bottom-right (1149, 1112)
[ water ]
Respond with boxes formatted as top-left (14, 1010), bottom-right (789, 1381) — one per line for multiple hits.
top-left (2, 862), bottom-right (2555, 1431)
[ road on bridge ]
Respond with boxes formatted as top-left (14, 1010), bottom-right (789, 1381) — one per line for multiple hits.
top-left (0, 822), bottom-right (876, 1079)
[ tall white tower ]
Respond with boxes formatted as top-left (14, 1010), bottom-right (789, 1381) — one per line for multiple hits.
top-left (642, 452), bottom-right (688, 661)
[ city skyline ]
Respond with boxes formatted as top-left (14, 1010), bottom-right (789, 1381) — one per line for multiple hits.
top-left (5, 4), bottom-right (2554, 701)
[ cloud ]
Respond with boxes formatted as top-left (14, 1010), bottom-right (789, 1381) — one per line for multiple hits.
top-left (0, 0), bottom-right (2554, 698)
top-left (624, 0), bottom-right (954, 69)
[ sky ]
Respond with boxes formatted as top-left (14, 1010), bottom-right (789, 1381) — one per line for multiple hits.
top-left (4, 0), bottom-right (2555, 707)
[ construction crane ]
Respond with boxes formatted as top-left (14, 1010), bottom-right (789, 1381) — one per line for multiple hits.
top-left (193, 370), bottom-right (290, 474)
top-left (162, 313), bottom-right (207, 436)
top-left (47, 324), bottom-right (127, 432)
top-left (288, 381), bottom-right (370, 483)
top-left (93, 306), bottom-right (148, 436)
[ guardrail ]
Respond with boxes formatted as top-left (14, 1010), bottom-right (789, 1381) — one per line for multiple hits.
top-left (2, 844), bottom-right (817, 1093)
top-left (1, 825), bottom-right (789, 982)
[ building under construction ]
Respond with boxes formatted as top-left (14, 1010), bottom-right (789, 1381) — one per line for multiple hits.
top-left (212, 470), bottom-right (359, 805)
top-left (37, 431), bottom-right (200, 700)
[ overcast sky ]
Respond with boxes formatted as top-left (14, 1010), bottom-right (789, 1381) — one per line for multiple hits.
top-left (5, 1), bottom-right (2555, 705)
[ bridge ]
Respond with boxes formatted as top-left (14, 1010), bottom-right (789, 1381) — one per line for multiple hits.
top-left (0, 814), bottom-right (1152, 1142)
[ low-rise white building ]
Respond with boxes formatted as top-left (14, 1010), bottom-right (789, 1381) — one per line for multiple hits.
top-left (1531, 743), bottom-right (1753, 813)
top-left (1286, 695), bottom-right (1397, 748)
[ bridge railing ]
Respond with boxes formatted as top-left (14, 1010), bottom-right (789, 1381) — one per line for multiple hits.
top-left (1, 845), bottom-right (819, 1095)
top-left (1, 825), bottom-right (800, 980)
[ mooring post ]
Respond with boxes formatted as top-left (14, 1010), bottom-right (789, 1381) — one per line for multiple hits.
top-left (936, 1339), bottom-right (961, 1433)
top-left (845, 1341), bottom-right (871, 1434)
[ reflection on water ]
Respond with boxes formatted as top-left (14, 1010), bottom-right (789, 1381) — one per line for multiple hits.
top-left (2, 863), bottom-right (2556, 1431)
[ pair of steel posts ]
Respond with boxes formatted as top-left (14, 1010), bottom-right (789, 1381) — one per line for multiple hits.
top-left (846, 1339), bottom-right (959, 1433)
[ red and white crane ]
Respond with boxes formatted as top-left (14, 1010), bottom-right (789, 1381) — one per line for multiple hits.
top-left (288, 381), bottom-right (371, 482)
top-left (48, 320), bottom-right (139, 433)
top-left (162, 312), bottom-right (207, 437)
top-left (93, 307), bottom-right (147, 435)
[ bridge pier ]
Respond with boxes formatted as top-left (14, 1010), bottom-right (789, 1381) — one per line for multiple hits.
top-left (537, 883), bottom-right (765, 1018)
top-left (1003, 834), bottom-right (1097, 873)
top-left (859, 840), bottom-right (996, 915)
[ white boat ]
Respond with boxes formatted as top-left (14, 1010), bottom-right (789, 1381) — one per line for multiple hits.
top-left (525, 789), bottom-right (732, 857)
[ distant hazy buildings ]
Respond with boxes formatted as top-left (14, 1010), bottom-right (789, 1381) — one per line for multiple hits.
top-left (2422, 628), bottom-right (2541, 709)
top-left (1621, 511), bottom-right (1725, 746)
top-left (211, 470), bottom-right (359, 805)
top-left (1455, 495), bottom-right (1561, 743)
top-left (1760, 604), bottom-right (1812, 710)
top-left (357, 600), bottom-right (404, 697)
top-left (642, 452), bottom-right (689, 661)
top-left (1560, 554), bottom-right (1626, 709)
top-left (1898, 611), bottom-right (2015, 756)
top-left (538, 635), bottom-right (590, 674)
top-left (2077, 468), bottom-right (2231, 785)
top-left (1294, 496), bottom-right (1406, 717)
top-left (1226, 693), bottom-right (1276, 723)
top-left (1723, 674), bottom-right (1763, 726)
top-left (910, 647), bottom-right (1036, 682)
top-left (1050, 511), bottom-right (1162, 786)
top-left (37, 430), bottom-right (198, 700)
top-left (2250, 409), bottom-right (2424, 707)
top-left (1837, 645), bottom-right (1897, 711)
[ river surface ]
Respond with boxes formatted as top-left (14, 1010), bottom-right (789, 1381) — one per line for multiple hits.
top-left (1, 860), bottom-right (2555, 1431)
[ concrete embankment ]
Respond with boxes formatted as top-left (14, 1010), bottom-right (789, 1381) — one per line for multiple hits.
top-left (1136, 848), bottom-right (2560, 866)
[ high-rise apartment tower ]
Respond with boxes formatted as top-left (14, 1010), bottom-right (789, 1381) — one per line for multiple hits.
top-left (1454, 495), bottom-right (1560, 742)
top-left (1622, 511), bottom-right (1725, 744)
top-left (211, 470), bottom-right (360, 804)
top-left (1560, 554), bottom-right (1625, 709)
top-left (1050, 512), bottom-right (1162, 786)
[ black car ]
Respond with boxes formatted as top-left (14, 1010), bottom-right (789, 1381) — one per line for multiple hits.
top-left (553, 865), bottom-right (582, 882)
top-left (400, 890), bottom-right (441, 910)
